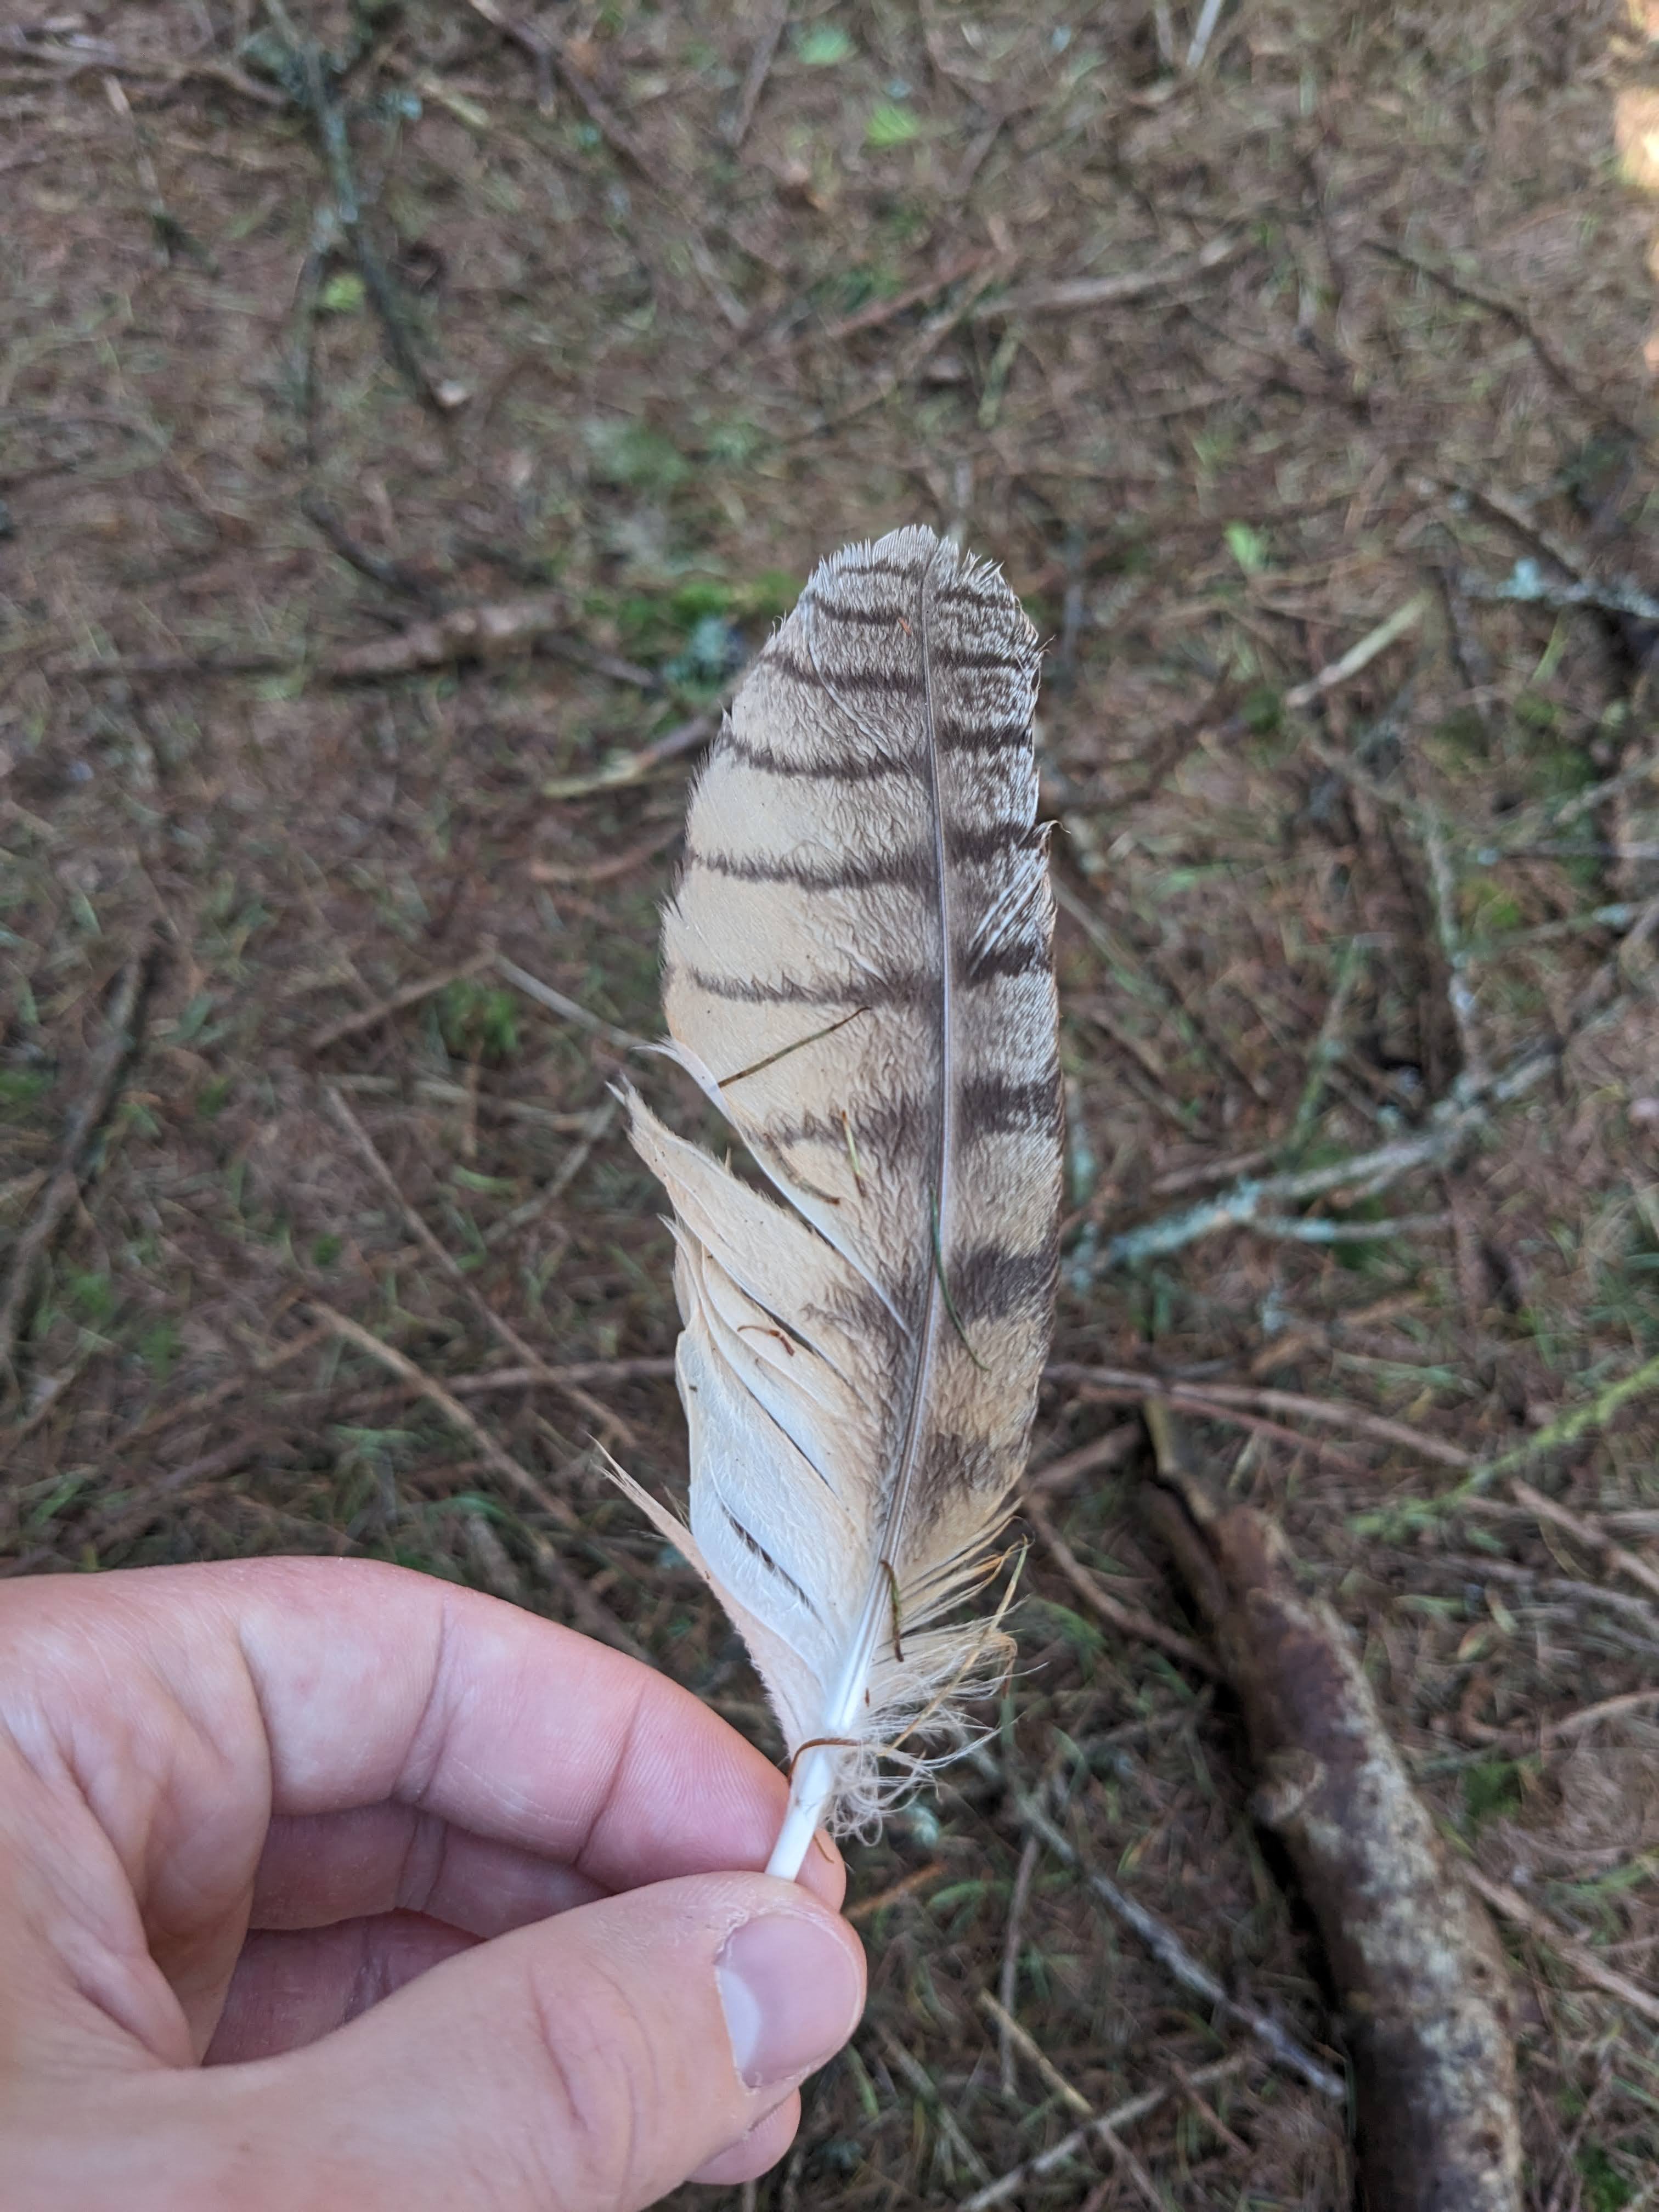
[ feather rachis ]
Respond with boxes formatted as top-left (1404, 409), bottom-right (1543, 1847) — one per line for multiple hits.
top-left (624, 526), bottom-right (1061, 1869)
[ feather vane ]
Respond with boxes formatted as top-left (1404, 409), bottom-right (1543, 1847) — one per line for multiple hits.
top-left (620, 526), bottom-right (1062, 1877)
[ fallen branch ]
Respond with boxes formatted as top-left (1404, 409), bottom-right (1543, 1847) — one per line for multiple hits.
top-left (492, 953), bottom-right (651, 1053)
top-left (259, 0), bottom-right (467, 416)
top-left (66, 594), bottom-right (577, 689)
top-left (1510, 1477), bottom-right (1659, 1606)
top-left (1365, 236), bottom-right (1640, 441)
top-left (723, 0), bottom-right (787, 148)
top-left (539, 703), bottom-right (724, 799)
top-left (1143, 1407), bottom-right (1522, 2212)
top-left (1284, 591), bottom-right (1429, 709)
top-left (1457, 557), bottom-right (1659, 629)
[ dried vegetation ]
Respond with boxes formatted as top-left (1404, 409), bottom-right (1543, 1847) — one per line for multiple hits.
top-left (3, 0), bottom-right (1659, 2204)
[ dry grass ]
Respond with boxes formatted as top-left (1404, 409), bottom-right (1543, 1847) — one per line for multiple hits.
top-left (3, 1), bottom-right (1659, 2203)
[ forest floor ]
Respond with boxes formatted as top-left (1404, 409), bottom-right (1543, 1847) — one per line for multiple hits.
top-left (4, 2), bottom-right (1659, 2205)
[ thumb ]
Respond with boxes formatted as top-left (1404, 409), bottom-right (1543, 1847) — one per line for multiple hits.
top-left (215, 1872), bottom-right (866, 2212)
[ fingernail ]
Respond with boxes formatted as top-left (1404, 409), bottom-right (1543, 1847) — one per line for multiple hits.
top-left (715, 1914), bottom-right (862, 2089)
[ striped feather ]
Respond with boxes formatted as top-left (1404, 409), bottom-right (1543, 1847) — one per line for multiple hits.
top-left (620, 525), bottom-right (1062, 1876)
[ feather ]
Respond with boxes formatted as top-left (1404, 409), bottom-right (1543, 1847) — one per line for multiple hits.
top-left (619, 525), bottom-right (1062, 1879)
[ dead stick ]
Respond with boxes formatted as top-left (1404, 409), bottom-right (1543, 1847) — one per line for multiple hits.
top-left (306, 950), bottom-right (496, 1052)
top-left (957, 2055), bottom-right (1252, 2212)
top-left (968, 1746), bottom-right (1344, 2100)
top-left (321, 1085), bottom-right (634, 1448)
top-left (1142, 1404), bottom-right (1522, 2211)
top-left (0, 943), bottom-right (154, 1396)
top-left (1022, 1493), bottom-right (1220, 1677)
top-left (1509, 1478), bottom-right (1659, 1607)
top-left (306, 1302), bottom-right (646, 1661)
top-left (724, 0), bottom-right (787, 148)
top-left (1461, 1869), bottom-right (1659, 2029)
top-left (1045, 1363), bottom-right (1475, 1467)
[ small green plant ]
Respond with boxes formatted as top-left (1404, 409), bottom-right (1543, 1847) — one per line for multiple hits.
top-left (67, 1270), bottom-right (119, 1325)
top-left (0, 1067), bottom-right (52, 1116)
top-left (437, 980), bottom-right (518, 1064)
top-left (1577, 2145), bottom-right (1634, 2212)
top-left (583, 418), bottom-right (690, 493)
top-left (318, 270), bottom-right (365, 315)
top-left (1224, 521), bottom-right (1269, 575)
top-left (138, 1319), bottom-right (180, 1382)
top-left (1463, 1758), bottom-right (1525, 1830)
top-left (1242, 684), bottom-right (1282, 735)
top-left (795, 24), bottom-right (853, 65)
top-left (865, 101), bottom-right (920, 149)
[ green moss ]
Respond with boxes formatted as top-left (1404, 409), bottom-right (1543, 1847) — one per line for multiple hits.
top-left (1463, 1758), bottom-right (1525, 1829)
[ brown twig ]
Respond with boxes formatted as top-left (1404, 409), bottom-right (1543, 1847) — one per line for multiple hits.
top-left (83, 1318), bottom-right (332, 1459)
top-left (1463, 1869), bottom-right (1659, 2030)
top-left (306, 1301), bottom-right (646, 1660)
top-left (1143, 1406), bottom-right (1523, 2211)
top-left (724, 0), bottom-right (788, 148)
top-left (0, 941), bottom-right (155, 1401)
top-left (814, 251), bottom-right (996, 345)
top-left (322, 1085), bottom-right (635, 1449)
top-left (1510, 1479), bottom-right (1659, 1608)
top-left (301, 493), bottom-right (446, 606)
top-left (873, 2022), bottom-right (991, 2186)
top-left (845, 1859), bottom-right (947, 1923)
top-left (967, 1747), bottom-right (1345, 2101)
top-left (982, 232), bottom-right (1248, 317)
top-left (0, 1432), bottom-right (274, 1576)
top-left (529, 822), bottom-right (682, 886)
top-left (1461, 1686), bottom-right (1659, 1756)
top-left (539, 703), bottom-right (725, 799)
top-left (444, 1358), bottom-right (678, 1393)
top-left (1023, 1424), bottom-right (1141, 1496)
top-left (319, 593), bottom-right (568, 678)
top-left (977, 1989), bottom-right (1090, 2117)
top-left (461, 0), bottom-right (659, 178)
top-left (492, 953), bottom-right (651, 1053)
top-left (992, 1839), bottom-right (1040, 2095)
top-left (1365, 236), bottom-right (1643, 442)
top-left (1046, 1363), bottom-right (1475, 1469)
top-left (1049, 1370), bottom-right (1374, 1472)
top-left (305, 950), bottom-right (497, 1053)
top-left (957, 2055), bottom-right (1254, 2212)
top-left (1023, 1492), bottom-right (1220, 1677)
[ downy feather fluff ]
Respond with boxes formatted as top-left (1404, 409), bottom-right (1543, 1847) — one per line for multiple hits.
top-left (618, 526), bottom-right (1062, 1879)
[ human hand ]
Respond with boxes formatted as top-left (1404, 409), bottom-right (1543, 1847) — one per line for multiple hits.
top-left (0, 1558), bottom-right (865, 2210)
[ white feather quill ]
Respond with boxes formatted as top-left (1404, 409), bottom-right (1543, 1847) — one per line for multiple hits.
top-left (618, 526), bottom-right (1062, 1879)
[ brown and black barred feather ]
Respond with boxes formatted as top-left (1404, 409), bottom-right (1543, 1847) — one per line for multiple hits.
top-left (617, 526), bottom-right (1062, 1876)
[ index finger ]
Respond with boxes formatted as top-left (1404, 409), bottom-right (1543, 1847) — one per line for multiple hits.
top-left (5, 1556), bottom-right (842, 1906)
